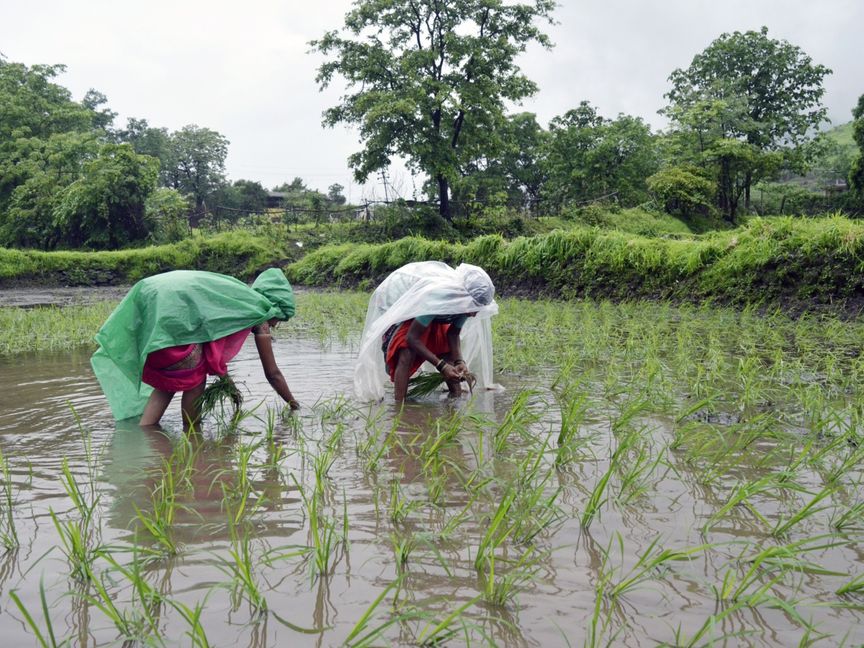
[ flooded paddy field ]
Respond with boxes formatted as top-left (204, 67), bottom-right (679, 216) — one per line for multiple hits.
top-left (2, 292), bottom-right (864, 646)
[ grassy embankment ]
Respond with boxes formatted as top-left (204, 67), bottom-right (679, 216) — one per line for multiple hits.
top-left (287, 214), bottom-right (864, 313)
top-left (0, 229), bottom-right (294, 287)
top-left (2, 211), bottom-right (862, 314)
top-left (0, 206), bottom-right (698, 287)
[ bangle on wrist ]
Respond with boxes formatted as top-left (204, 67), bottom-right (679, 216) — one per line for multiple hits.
top-left (435, 358), bottom-right (447, 372)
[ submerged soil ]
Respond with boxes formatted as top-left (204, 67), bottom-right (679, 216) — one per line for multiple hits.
top-left (2, 293), bottom-right (864, 646)
top-left (0, 285), bottom-right (130, 308)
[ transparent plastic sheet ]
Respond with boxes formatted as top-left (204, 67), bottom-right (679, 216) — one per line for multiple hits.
top-left (353, 261), bottom-right (499, 401)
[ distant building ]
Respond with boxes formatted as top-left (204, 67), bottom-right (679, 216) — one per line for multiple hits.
top-left (824, 179), bottom-right (849, 196)
top-left (266, 192), bottom-right (287, 208)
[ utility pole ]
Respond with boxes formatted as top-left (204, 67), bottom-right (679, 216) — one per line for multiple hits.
top-left (380, 169), bottom-right (390, 204)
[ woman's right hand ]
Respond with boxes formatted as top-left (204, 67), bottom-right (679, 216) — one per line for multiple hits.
top-left (441, 363), bottom-right (463, 381)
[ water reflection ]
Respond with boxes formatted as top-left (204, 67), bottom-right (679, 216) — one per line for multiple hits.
top-left (2, 328), bottom-right (864, 646)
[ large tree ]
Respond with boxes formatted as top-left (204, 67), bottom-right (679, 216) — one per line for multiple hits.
top-left (664, 26), bottom-right (831, 212)
top-left (166, 125), bottom-right (229, 222)
top-left (450, 111), bottom-right (546, 214)
top-left (312, 0), bottom-right (555, 221)
top-left (53, 143), bottom-right (159, 249)
top-left (542, 102), bottom-right (659, 210)
top-left (850, 94), bottom-right (864, 197)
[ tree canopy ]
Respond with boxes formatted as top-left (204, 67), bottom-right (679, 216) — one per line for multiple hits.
top-left (663, 26), bottom-right (831, 221)
top-left (312, 0), bottom-right (555, 221)
top-left (850, 94), bottom-right (864, 197)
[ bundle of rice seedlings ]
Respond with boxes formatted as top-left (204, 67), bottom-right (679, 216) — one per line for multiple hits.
top-left (407, 372), bottom-right (446, 398)
top-left (406, 370), bottom-right (477, 399)
top-left (198, 374), bottom-right (244, 418)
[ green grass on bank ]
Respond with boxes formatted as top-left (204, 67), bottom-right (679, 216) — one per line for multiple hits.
top-left (0, 207), bottom-right (690, 286)
top-left (0, 229), bottom-right (291, 285)
top-left (286, 214), bottom-right (864, 311)
top-left (2, 210), bottom-right (862, 313)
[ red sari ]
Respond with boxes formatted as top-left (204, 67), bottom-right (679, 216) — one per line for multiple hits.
top-left (141, 328), bottom-right (252, 392)
top-left (383, 319), bottom-right (452, 381)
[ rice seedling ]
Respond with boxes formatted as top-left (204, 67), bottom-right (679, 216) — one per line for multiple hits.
top-left (0, 448), bottom-right (19, 550)
top-left (715, 536), bottom-right (845, 604)
top-left (98, 549), bottom-right (166, 642)
top-left (213, 447), bottom-right (263, 528)
top-left (165, 596), bottom-right (212, 648)
top-left (132, 458), bottom-right (188, 556)
top-left (216, 521), bottom-right (268, 613)
top-left (473, 488), bottom-right (517, 574)
top-left (493, 390), bottom-right (542, 453)
top-left (507, 440), bottom-right (562, 544)
top-left (479, 546), bottom-right (539, 609)
top-left (823, 443), bottom-right (864, 485)
top-left (50, 458), bottom-right (105, 581)
top-left (580, 435), bottom-right (636, 530)
top-left (771, 483), bottom-right (837, 538)
top-left (8, 579), bottom-right (63, 648)
top-left (292, 473), bottom-right (340, 580)
top-left (342, 580), bottom-right (409, 648)
top-left (664, 601), bottom-right (757, 647)
top-left (604, 533), bottom-right (710, 601)
top-left (836, 572), bottom-right (864, 596)
top-left (615, 435), bottom-right (666, 506)
top-left (701, 475), bottom-right (776, 534)
top-left (406, 372), bottom-right (446, 399)
top-left (551, 377), bottom-right (591, 467)
top-left (198, 373), bottom-right (244, 422)
top-left (830, 499), bottom-right (864, 531)
top-left (389, 533), bottom-right (416, 573)
top-left (356, 412), bottom-right (397, 475)
top-left (414, 595), bottom-right (483, 647)
top-left (388, 479), bottom-right (420, 525)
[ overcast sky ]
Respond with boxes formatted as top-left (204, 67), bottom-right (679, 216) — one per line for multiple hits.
top-left (2, 0), bottom-right (861, 201)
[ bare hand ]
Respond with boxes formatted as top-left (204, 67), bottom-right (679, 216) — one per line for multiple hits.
top-left (441, 364), bottom-right (463, 381)
top-left (287, 398), bottom-right (300, 410)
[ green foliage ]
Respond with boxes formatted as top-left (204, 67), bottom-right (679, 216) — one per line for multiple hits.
top-left (287, 214), bottom-right (864, 311)
top-left (0, 229), bottom-right (288, 286)
top-left (850, 94), bottom-right (864, 198)
top-left (543, 102), bottom-right (659, 209)
top-left (52, 143), bottom-right (159, 249)
top-left (146, 187), bottom-right (191, 243)
top-left (0, 58), bottom-right (174, 250)
top-left (312, 0), bottom-right (556, 220)
top-left (210, 179), bottom-right (269, 224)
top-left (752, 182), bottom-right (831, 216)
top-left (450, 112), bottom-right (547, 214)
top-left (0, 60), bottom-right (94, 144)
top-left (647, 165), bottom-right (716, 219)
top-left (165, 125), bottom-right (229, 216)
top-left (562, 205), bottom-right (699, 236)
top-left (663, 27), bottom-right (831, 221)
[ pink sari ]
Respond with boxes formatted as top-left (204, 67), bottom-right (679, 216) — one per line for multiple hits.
top-left (141, 328), bottom-right (252, 392)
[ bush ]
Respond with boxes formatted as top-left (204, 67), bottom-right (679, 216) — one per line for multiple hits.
top-left (146, 188), bottom-right (191, 243)
top-left (647, 166), bottom-right (716, 219)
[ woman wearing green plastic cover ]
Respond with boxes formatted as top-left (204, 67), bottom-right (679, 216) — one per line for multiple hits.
top-left (91, 268), bottom-right (299, 428)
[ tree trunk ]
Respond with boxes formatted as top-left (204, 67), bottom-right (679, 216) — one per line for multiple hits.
top-left (437, 175), bottom-right (451, 221)
top-left (744, 171), bottom-right (752, 212)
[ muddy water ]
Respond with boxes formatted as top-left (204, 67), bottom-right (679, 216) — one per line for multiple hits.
top-left (0, 331), bottom-right (863, 646)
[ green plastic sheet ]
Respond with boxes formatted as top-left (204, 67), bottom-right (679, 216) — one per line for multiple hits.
top-left (91, 269), bottom-right (295, 420)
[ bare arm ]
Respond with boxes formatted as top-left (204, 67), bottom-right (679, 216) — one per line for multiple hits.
top-left (406, 320), bottom-right (463, 381)
top-left (253, 323), bottom-right (299, 409)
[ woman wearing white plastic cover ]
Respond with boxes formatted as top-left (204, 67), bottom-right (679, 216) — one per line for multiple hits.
top-left (354, 261), bottom-right (498, 402)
